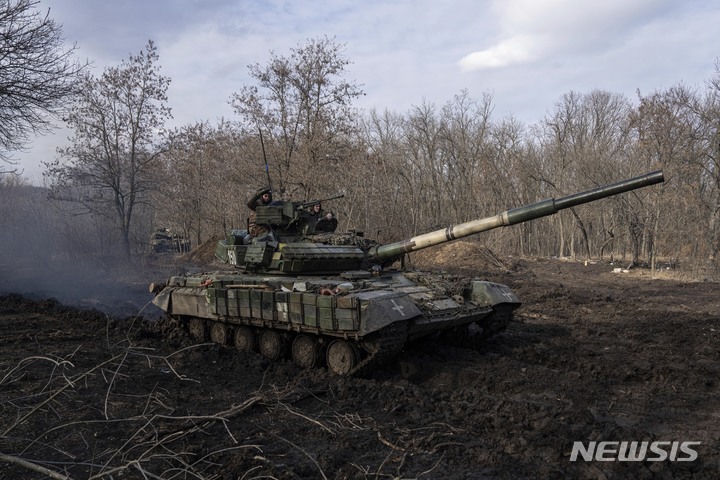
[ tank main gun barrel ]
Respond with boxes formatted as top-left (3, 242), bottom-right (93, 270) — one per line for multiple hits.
top-left (370, 170), bottom-right (664, 262)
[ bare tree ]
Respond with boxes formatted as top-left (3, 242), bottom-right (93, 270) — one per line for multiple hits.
top-left (230, 36), bottom-right (364, 198)
top-left (534, 90), bottom-right (641, 260)
top-left (0, 0), bottom-right (86, 169)
top-left (44, 40), bottom-right (170, 258)
top-left (697, 61), bottom-right (720, 267)
top-left (403, 100), bottom-right (445, 231)
top-left (631, 68), bottom-right (720, 272)
top-left (439, 90), bottom-right (494, 223)
top-left (356, 109), bottom-right (410, 239)
top-left (488, 116), bottom-right (534, 253)
top-left (155, 121), bottom-right (252, 247)
top-left (631, 86), bottom-right (703, 270)
top-left (535, 91), bottom-right (584, 257)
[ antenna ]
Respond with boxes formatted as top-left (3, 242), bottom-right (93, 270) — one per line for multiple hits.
top-left (258, 128), bottom-right (273, 193)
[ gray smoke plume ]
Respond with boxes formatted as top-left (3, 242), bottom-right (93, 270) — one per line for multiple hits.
top-left (0, 179), bottom-right (171, 319)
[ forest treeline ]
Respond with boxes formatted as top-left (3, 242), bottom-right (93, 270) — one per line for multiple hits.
top-left (1, 28), bottom-right (719, 277)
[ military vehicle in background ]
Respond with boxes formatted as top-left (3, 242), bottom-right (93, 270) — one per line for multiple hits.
top-left (149, 228), bottom-right (191, 254)
top-left (150, 171), bottom-right (664, 376)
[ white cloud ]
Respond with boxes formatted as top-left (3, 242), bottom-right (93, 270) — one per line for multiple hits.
top-left (459, 34), bottom-right (550, 70)
top-left (458, 0), bottom-right (673, 71)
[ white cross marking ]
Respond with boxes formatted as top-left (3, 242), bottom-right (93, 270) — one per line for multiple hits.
top-left (502, 290), bottom-right (515, 301)
top-left (391, 299), bottom-right (406, 317)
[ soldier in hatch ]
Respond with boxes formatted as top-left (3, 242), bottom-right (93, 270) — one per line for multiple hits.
top-left (309, 202), bottom-right (338, 233)
top-left (246, 187), bottom-right (272, 237)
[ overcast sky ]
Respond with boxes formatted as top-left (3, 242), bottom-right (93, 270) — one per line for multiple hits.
top-left (11, 0), bottom-right (720, 183)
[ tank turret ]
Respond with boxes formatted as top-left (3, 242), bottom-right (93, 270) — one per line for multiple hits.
top-left (151, 170), bottom-right (664, 376)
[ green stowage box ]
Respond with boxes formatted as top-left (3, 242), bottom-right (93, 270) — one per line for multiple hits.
top-left (227, 289), bottom-right (240, 316)
top-left (214, 241), bottom-right (229, 263)
top-left (277, 302), bottom-right (288, 322)
top-left (208, 288), bottom-right (228, 316)
top-left (314, 295), bottom-right (335, 329)
top-left (302, 293), bottom-right (318, 306)
top-left (336, 296), bottom-right (358, 309)
top-left (228, 245), bottom-right (248, 264)
top-left (334, 295), bottom-right (359, 330)
top-left (206, 288), bottom-right (216, 314)
top-left (317, 295), bottom-right (336, 308)
top-left (261, 291), bottom-right (275, 321)
top-left (335, 308), bottom-right (359, 330)
top-left (318, 306), bottom-right (335, 330)
top-left (239, 290), bottom-right (251, 318)
top-left (303, 304), bottom-right (318, 327)
top-left (214, 289), bottom-right (228, 316)
top-left (255, 207), bottom-right (284, 225)
top-left (250, 290), bottom-right (262, 318)
top-left (245, 244), bottom-right (274, 265)
top-left (289, 293), bottom-right (303, 323)
top-left (302, 294), bottom-right (321, 327)
top-left (275, 292), bottom-right (289, 323)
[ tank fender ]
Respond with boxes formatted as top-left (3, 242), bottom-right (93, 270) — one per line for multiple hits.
top-left (152, 287), bottom-right (173, 311)
top-left (356, 290), bottom-right (422, 336)
top-left (471, 281), bottom-right (521, 307)
top-left (152, 286), bottom-right (216, 318)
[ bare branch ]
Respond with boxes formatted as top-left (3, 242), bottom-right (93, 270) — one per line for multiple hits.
top-left (0, 452), bottom-right (74, 480)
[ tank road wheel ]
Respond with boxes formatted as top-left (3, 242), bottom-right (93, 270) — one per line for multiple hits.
top-left (291, 335), bottom-right (319, 368)
top-left (259, 329), bottom-right (284, 361)
top-left (234, 326), bottom-right (255, 353)
top-left (326, 340), bottom-right (360, 376)
top-left (187, 318), bottom-right (207, 341)
top-left (209, 322), bottom-right (229, 345)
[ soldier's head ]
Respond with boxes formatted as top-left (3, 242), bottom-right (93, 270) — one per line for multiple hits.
top-left (312, 203), bottom-right (322, 212)
top-left (255, 187), bottom-right (272, 205)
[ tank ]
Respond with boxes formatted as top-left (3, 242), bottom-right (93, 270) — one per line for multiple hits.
top-left (150, 170), bottom-right (665, 376)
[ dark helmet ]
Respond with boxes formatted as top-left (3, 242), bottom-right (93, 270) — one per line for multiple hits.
top-left (258, 187), bottom-right (272, 202)
top-left (247, 186), bottom-right (273, 210)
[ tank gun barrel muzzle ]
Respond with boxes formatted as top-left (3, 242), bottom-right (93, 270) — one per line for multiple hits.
top-left (555, 170), bottom-right (664, 208)
top-left (371, 170), bottom-right (664, 262)
top-left (505, 170), bottom-right (664, 224)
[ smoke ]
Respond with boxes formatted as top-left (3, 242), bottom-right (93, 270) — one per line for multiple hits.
top-left (0, 256), bottom-right (164, 319)
top-left (0, 179), bottom-right (169, 319)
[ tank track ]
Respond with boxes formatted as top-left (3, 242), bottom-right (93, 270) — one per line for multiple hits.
top-left (476, 303), bottom-right (515, 339)
top-left (350, 321), bottom-right (408, 377)
top-left (174, 313), bottom-right (409, 377)
top-left (439, 304), bottom-right (515, 349)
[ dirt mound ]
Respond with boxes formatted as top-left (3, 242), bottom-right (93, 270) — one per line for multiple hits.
top-left (177, 235), bottom-right (222, 266)
top-left (409, 240), bottom-right (515, 275)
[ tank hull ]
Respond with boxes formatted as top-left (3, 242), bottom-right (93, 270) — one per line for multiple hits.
top-left (152, 270), bottom-right (520, 375)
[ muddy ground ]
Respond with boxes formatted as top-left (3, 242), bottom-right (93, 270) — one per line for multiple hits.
top-left (0, 241), bottom-right (718, 479)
